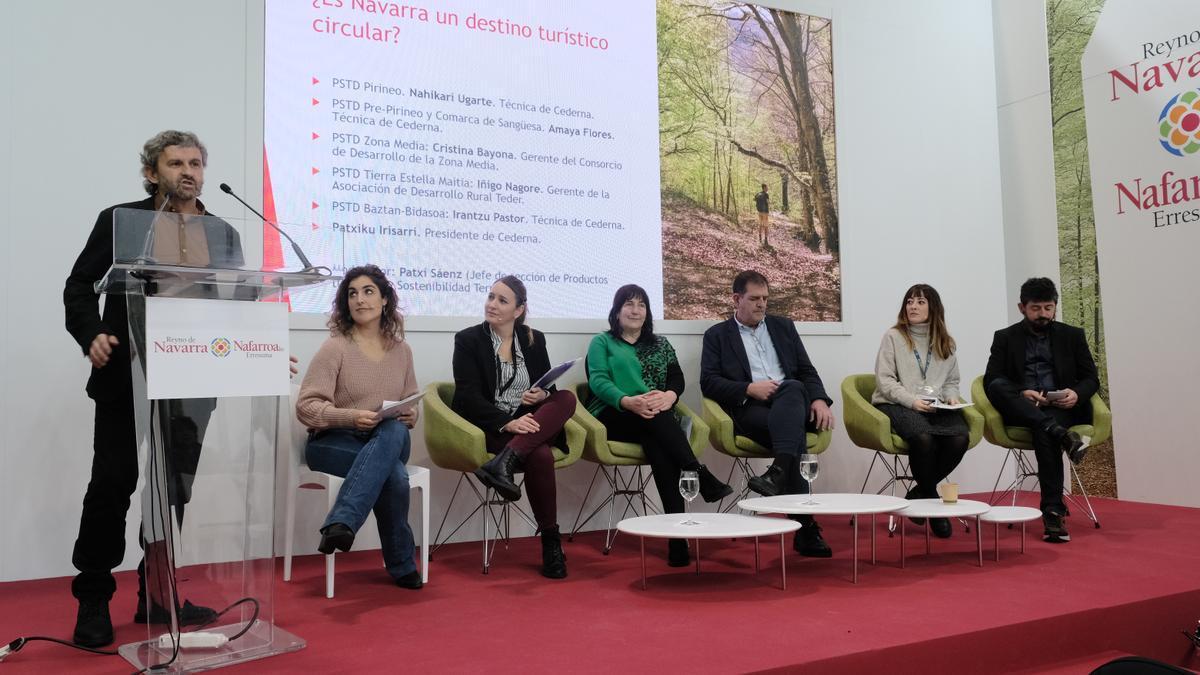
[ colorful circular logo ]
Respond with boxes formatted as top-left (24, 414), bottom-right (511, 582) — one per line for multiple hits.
top-left (1159, 89), bottom-right (1200, 156)
top-left (210, 337), bottom-right (232, 358)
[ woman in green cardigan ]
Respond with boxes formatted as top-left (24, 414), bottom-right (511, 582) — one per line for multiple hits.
top-left (586, 284), bottom-right (731, 566)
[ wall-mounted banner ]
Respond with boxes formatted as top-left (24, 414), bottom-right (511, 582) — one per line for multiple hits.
top-left (145, 297), bottom-right (290, 399)
top-left (1082, 0), bottom-right (1200, 507)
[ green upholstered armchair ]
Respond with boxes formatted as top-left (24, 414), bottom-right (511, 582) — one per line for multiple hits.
top-left (971, 375), bottom-right (1109, 527)
top-left (700, 397), bottom-right (832, 512)
top-left (422, 381), bottom-right (585, 572)
top-left (567, 382), bottom-right (709, 553)
top-left (842, 373), bottom-right (984, 497)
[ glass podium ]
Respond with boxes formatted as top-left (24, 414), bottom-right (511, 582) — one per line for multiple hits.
top-left (98, 209), bottom-right (336, 672)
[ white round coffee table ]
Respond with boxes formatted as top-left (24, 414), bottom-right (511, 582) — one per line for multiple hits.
top-left (616, 513), bottom-right (801, 589)
top-left (737, 493), bottom-right (909, 583)
top-left (897, 499), bottom-right (990, 567)
top-left (979, 506), bottom-right (1042, 560)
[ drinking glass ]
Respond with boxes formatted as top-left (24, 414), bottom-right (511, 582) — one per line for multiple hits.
top-left (678, 470), bottom-right (700, 525)
top-left (799, 454), bottom-right (820, 505)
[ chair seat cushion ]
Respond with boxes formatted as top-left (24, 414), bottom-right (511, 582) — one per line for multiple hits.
top-left (733, 435), bottom-right (770, 457)
top-left (607, 441), bottom-right (647, 461)
top-left (1004, 424), bottom-right (1097, 448)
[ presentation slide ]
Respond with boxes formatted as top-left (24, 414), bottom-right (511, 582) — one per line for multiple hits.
top-left (264, 0), bottom-right (662, 317)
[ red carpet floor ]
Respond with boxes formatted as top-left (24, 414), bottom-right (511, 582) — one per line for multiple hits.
top-left (3, 492), bottom-right (1200, 674)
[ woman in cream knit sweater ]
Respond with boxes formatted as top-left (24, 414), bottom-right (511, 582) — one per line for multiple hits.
top-left (872, 284), bottom-right (969, 538)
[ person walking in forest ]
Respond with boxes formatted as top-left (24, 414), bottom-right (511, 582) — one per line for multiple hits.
top-left (754, 183), bottom-right (770, 246)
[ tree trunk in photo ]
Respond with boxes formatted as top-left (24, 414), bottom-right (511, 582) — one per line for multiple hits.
top-left (771, 9), bottom-right (839, 253)
top-left (780, 174), bottom-right (790, 212)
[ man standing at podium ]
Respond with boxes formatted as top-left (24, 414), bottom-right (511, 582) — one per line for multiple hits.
top-left (63, 130), bottom-right (241, 647)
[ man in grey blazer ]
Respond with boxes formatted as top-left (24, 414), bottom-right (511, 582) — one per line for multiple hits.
top-left (700, 270), bottom-right (835, 557)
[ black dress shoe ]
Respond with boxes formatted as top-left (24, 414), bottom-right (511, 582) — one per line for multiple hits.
top-left (696, 464), bottom-right (733, 503)
top-left (929, 517), bottom-right (952, 539)
top-left (667, 538), bottom-right (690, 567)
top-left (133, 599), bottom-right (218, 626)
top-left (748, 464), bottom-right (788, 497)
top-left (318, 522), bottom-right (355, 555)
top-left (474, 447), bottom-right (522, 502)
top-left (1062, 431), bottom-right (1088, 465)
top-left (73, 599), bottom-right (113, 648)
top-left (794, 520), bottom-right (833, 558)
top-left (395, 570), bottom-right (424, 589)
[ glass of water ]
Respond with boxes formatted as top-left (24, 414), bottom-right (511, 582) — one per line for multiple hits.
top-left (799, 454), bottom-right (820, 505)
top-left (678, 470), bottom-right (700, 525)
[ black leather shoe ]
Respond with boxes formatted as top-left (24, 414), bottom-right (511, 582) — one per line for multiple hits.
top-left (133, 599), bottom-right (218, 626)
top-left (474, 447), bottom-right (522, 502)
top-left (540, 526), bottom-right (568, 579)
top-left (667, 538), bottom-right (690, 567)
top-left (748, 464), bottom-right (788, 497)
top-left (1042, 512), bottom-right (1070, 543)
top-left (929, 517), bottom-right (952, 539)
top-left (696, 464), bottom-right (733, 503)
top-left (73, 599), bottom-right (113, 648)
top-left (1062, 431), bottom-right (1088, 465)
top-left (317, 522), bottom-right (355, 555)
top-left (395, 570), bottom-right (424, 589)
top-left (794, 520), bottom-right (833, 558)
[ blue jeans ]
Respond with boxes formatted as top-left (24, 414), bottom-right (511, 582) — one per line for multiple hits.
top-left (305, 419), bottom-right (415, 579)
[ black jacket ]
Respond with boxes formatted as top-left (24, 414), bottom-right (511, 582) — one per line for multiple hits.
top-left (451, 322), bottom-right (557, 433)
top-left (700, 315), bottom-right (831, 410)
top-left (983, 320), bottom-right (1099, 410)
top-left (63, 197), bottom-right (244, 401)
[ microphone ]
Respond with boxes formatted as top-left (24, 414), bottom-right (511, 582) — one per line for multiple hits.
top-left (220, 183), bottom-right (318, 272)
top-left (133, 190), bottom-right (174, 264)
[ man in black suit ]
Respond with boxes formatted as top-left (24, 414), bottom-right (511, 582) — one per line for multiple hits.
top-left (984, 277), bottom-right (1097, 544)
top-left (700, 270), bottom-right (835, 557)
top-left (63, 130), bottom-right (242, 647)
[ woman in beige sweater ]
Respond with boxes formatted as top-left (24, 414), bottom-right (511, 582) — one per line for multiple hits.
top-left (296, 264), bottom-right (422, 589)
top-left (872, 284), bottom-right (968, 539)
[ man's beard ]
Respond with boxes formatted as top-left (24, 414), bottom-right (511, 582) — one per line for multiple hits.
top-left (1025, 316), bottom-right (1052, 332)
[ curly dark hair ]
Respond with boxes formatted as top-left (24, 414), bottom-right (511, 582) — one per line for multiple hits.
top-left (606, 284), bottom-right (655, 344)
top-left (1019, 277), bottom-right (1059, 304)
top-left (328, 264), bottom-right (404, 342)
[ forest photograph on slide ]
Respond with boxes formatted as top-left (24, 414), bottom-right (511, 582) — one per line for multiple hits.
top-left (658, 0), bottom-right (841, 321)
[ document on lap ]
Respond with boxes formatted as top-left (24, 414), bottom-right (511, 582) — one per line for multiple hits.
top-left (930, 401), bottom-right (971, 410)
top-left (531, 357), bottom-right (583, 390)
top-left (377, 392), bottom-right (426, 418)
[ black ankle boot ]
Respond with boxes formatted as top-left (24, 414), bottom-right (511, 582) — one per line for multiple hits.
top-left (474, 447), bottom-right (522, 501)
top-left (749, 455), bottom-right (793, 497)
top-left (73, 598), bottom-right (113, 648)
top-left (317, 522), bottom-right (355, 555)
top-left (696, 464), bottom-right (733, 503)
top-left (540, 527), bottom-right (567, 579)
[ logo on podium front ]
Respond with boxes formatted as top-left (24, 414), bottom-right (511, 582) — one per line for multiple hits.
top-left (146, 298), bottom-right (289, 399)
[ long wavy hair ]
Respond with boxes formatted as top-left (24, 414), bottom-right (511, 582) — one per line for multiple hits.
top-left (606, 284), bottom-right (655, 345)
top-left (494, 275), bottom-right (534, 346)
top-left (328, 264), bottom-right (404, 344)
top-left (893, 284), bottom-right (955, 360)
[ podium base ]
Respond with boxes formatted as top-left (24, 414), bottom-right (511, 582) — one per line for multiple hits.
top-left (118, 620), bottom-right (305, 673)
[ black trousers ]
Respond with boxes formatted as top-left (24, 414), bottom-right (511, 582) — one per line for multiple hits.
top-left (730, 380), bottom-right (815, 494)
top-left (985, 378), bottom-right (1088, 513)
top-left (597, 407), bottom-right (699, 515)
top-left (71, 396), bottom-right (212, 602)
